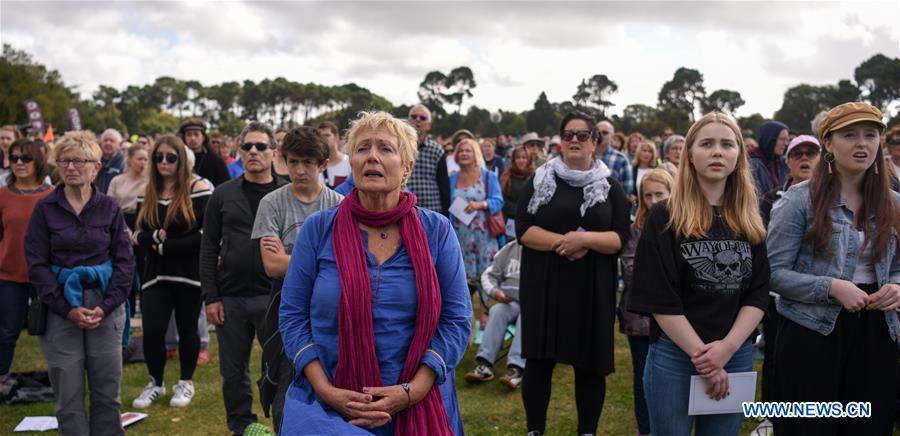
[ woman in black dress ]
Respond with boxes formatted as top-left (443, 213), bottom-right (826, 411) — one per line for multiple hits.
top-left (516, 112), bottom-right (631, 436)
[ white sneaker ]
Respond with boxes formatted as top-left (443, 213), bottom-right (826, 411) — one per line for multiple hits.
top-left (132, 379), bottom-right (165, 409)
top-left (169, 380), bottom-right (194, 407)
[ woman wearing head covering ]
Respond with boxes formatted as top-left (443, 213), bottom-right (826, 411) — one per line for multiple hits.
top-left (749, 120), bottom-right (790, 196)
top-left (278, 111), bottom-right (471, 435)
top-left (767, 102), bottom-right (900, 434)
top-left (516, 112), bottom-right (631, 435)
top-left (25, 131), bottom-right (134, 435)
top-left (500, 145), bottom-right (536, 220)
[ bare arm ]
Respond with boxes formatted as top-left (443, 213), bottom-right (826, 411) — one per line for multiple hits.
top-left (520, 226), bottom-right (563, 252)
top-left (260, 237), bottom-right (291, 279)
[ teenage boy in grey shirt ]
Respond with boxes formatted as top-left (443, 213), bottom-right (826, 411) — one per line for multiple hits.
top-left (464, 240), bottom-right (525, 389)
top-left (251, 126), bottom-right (343, 432)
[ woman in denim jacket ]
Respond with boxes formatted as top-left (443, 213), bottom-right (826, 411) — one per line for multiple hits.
top-left (767, 102), bottom-right (900, 435)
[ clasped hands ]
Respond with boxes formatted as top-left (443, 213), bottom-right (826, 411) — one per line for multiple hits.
top-left (831, 280), bottom-right (900, 313)
top-left (691, 339), bottom-right (737, 401)
top-left (320, 383), bottom-right (415, 429)
top-left (67, 306), bottom-right (106, 329)
top-left (551, 231), bottom-right (588, 260)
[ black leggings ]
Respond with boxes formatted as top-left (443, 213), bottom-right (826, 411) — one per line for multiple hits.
top-left (141, 282), bottom-right (203, 385)
top-left (522, 358), bottom-right (606, 434)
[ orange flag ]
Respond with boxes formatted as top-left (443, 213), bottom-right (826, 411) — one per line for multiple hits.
top-left (43, 124), bottom-right (54, 143)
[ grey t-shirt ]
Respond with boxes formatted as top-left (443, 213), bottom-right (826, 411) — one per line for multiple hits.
top-left (251, 184), bottom-right (343, 252)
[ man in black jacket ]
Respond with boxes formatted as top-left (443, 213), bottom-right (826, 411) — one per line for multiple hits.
top-left (200, 121), bottom-right (286, 436)
top-left (179, 118), bottom-right (231, 187)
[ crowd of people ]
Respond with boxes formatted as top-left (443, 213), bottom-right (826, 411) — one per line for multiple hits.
top-left (0, 100), bottom-right (899, 436)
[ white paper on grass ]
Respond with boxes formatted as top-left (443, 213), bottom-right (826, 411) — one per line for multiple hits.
top-left (449, 197), bottom-right (476, 226)
top-left (687, 371), bottom-right (757, 415)
top-left (15, 413), bottom-right (148, 432)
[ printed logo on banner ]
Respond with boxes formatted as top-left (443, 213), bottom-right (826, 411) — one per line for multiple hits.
top-left (68, 108), bottom-right (82, 130)
top-left (24, 100), bottom-right (45, 135)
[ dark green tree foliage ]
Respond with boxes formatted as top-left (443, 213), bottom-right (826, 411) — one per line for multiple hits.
top-left (572, 74), bottom-right (618, 118)
top-left (444, 67), bottom-right (477, 114)
top-left (854, 54), bottom-right (900, 112)
top-left (774, 81), bottom-right (862, 133)
top-left (658, 67), bottom-right (706, 122)
top-left (701, 89), bottom-right (745, 116)
top-left (737, 113), bottom-right (766, 136)
top-left (417, 71), bottom-right (449, 118)
top-left (0, 44), bottom-right (76, 133)
top-left (526, 92), bottom-right (561, 136)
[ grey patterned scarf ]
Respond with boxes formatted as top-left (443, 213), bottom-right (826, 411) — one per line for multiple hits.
top-left (527, 157), bottom-right (612, 217)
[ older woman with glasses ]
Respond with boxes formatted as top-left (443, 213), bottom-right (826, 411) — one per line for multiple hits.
top-left (25, 131), bottom-right (134, 436)
top-left (279, 111), bottom-right (471, 435)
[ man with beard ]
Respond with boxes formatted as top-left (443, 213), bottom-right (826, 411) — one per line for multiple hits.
top-left (200, 122), bottom-right (287, 435)
top-left (179, 119), bottom-right (230, 187)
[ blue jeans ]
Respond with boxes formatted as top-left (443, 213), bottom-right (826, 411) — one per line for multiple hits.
top-left (0, 280), bottom-right (30, 376)
top-left (644, 335), bottom-right (752, 436)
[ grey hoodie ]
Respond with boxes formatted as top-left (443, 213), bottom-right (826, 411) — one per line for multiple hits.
top-left (480, 240), bottom-right (522, 301)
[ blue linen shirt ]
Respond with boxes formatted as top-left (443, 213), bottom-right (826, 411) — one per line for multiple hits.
top-left (767, 181), bottom-right (900, 340)
top-left (601, 147), bottom-right (635, 196)
top-left (279, 206), bottom-right (472, 435)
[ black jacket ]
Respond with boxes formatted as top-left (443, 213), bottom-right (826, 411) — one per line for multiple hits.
top-left (199, 176), bottom-right (287, 303)
top-left (194, 148), bottom-right (231, 188)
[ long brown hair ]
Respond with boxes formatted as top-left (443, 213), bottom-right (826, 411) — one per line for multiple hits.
top-left (136, 135), bottom-right (196, 231)
top-left (668, 112), bottom-right (766, 244)
top-left (635, 169), bottom-right (674, 230)
top-left (500, 145), bottom-right (535, 195)
top-left (807, 128), bottom-right (900, 261)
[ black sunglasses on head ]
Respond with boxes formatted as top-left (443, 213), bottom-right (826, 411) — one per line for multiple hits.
top-left (154, 152), bottom-right (178, 164)
top-left (9, 154), bottom-right (34, 164)
top-left (241, 142), bottom-right (274, 152)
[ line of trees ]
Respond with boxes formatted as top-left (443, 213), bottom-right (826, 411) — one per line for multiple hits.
top-left (2, 43), bottom-right (897, 141)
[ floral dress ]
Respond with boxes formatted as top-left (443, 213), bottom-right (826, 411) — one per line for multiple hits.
top-left (452, 178), bottom-right (499, 285)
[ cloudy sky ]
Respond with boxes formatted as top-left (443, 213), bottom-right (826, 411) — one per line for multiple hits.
top-left (2, 1), bottom-right (898, 118)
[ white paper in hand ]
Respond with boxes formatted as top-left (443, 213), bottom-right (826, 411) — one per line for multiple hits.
top-left (449, 197), bottom-right (476, 226)
top-left (505, 218), bottom-right (516, 238)
top-left (687, 371), bottom-right (757, 415)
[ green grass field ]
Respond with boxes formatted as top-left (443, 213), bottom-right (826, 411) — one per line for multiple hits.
top-left (0, 299), bottom-right (873, 435)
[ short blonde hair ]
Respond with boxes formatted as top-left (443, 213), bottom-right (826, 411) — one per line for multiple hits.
top-left (345, 111), bottom-right (418, 169)
top-left (54, 131), bottom-right (102, 162)
top-left (455, 138), bottom-right (485, 169)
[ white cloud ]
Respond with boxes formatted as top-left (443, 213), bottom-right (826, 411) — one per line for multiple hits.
top-left (2, 0), bottom-right (897, 123)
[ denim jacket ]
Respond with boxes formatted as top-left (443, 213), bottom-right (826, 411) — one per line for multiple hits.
top-left (767, 181), bottom-right (900, 341)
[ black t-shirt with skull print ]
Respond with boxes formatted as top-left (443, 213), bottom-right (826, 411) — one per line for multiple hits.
top-left (627, 203), bottom-right (770, 344)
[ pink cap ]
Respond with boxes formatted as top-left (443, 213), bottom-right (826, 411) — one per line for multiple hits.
top-left (786, 135), bottom-right (820, 156)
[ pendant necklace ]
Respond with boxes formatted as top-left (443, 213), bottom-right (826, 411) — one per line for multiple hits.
top-left (379, 229), bottom-right (389, 240)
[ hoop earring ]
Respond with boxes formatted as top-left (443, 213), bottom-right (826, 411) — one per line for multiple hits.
top-left (823, 152), bottom-right (834, 174)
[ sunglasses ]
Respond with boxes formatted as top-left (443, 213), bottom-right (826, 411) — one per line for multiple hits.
top-left (409, 114), bottom-right (428, 122)
top-left (241, 142), bottom-right (274, 152)
top-left (9, 154), bottom-right (34, 164)
top-left (560, 130), bottom-right (592, 142)
top-left (889, 138), bottom-right (900, 146)
top-left (154, 152), bottom-right (178, 164)
top-left (788, 149), bottom-right (820, 159)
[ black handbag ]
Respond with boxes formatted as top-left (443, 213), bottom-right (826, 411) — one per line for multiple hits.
top-left (26, 296), bottom-right (48, 336)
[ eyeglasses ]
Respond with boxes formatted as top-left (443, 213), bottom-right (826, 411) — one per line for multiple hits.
top-left (560, 130), bottom-right (592, 142)
top-left (889, 138), bottom-right (900, 146)
top-left (9, 154), bottom-right (34, 164)
top-left (788, 149), bottom-right (820, 159)
top-left (241, 142), bottom-right (274, 152)
top-left (155, 152), bottom-right (178, 164)
top-left (58, 159), bottom-right (95, 168)
top-left (409, 114), bottom-right (428, 122)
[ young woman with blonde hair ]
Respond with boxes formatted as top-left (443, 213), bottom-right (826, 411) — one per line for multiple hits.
top-left (628, 112), bottom-right (771, 435)
top-left (617, 168), bottom-right (674, 436)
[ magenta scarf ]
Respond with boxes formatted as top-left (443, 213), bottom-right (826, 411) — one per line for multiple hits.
top-left (332, 189), bottom-right (452, 435)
